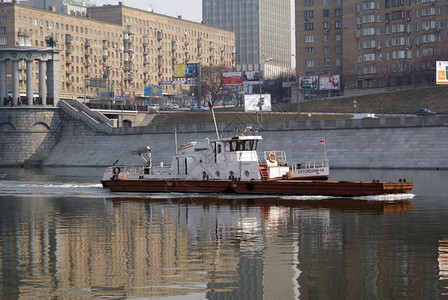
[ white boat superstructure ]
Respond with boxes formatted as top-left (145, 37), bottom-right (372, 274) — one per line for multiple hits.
top-left (102, 125), bottom-right (330, 182)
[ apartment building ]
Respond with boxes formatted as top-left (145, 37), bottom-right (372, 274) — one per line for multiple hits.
top-left (295, 0), bottom-right (446, 89)
top-left (0, 2), bottom-right (235, 100)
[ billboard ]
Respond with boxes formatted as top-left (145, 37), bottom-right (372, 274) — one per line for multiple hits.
top-left (244, 94), bottom-right (272, 112)
top-left (299, 76), bottom-right (319, 91)
top-left (222, 72), bottom-right (243, 85)
top-left (94, 87), bottom-right (114, 98)
top-left (436, 61), bottom-right (448, 85)
top-left (144, 85), bottom-right (163, 96)
top-left (319, 75), bottom-right (340, 91)
top-left (242, 71), bottom-right (261, 82)
top-left (174, 63), bottom-right (198, 78)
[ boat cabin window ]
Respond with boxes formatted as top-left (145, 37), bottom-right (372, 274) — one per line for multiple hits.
top-left (224, 139), bottom-right (258, 152)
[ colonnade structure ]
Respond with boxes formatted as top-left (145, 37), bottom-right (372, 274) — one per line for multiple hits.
top-left (0, 47), bottom-right (60, 107)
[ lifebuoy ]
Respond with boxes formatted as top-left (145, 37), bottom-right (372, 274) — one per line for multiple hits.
top-left (268, 152), bottom-right (277, 163)
top-left (113, 167), bottom-right (121, 175)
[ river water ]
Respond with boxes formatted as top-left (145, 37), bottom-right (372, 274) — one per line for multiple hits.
top-left (0, 167), bottom-right (447, 299)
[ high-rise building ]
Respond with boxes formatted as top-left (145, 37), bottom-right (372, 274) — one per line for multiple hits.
top-left (295, 0), bottom-right (447, 90)
top-left (203, 0), bottom-right (292, 78)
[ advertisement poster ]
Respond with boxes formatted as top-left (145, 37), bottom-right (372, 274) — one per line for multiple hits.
top-left (144, 85), bottom-right (163, 96)
top-left (242, 71), bottom-right (261, 82)
top-left (319, 75), bottom-right (340, 91)
top-left (94, 87), bottom-right (114, 98)
top-left (174, 63), bottom-right (198, 78)
top-left (222, 72), bottom-right (243, 85)
top-left (299, 76), bottom-right (319, 91)
top-left (436, 61), bottom-right (448, 85)
top-left (244, 94), bottom-right (272, 112)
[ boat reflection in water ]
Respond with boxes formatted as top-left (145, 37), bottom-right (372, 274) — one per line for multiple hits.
top-left (109, 194), bottom-right (414, 214)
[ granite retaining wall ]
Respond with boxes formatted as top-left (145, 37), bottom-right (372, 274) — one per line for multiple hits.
top-left (40, 113), bottom-right (448, 170)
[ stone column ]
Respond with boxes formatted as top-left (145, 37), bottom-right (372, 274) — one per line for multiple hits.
top-left (39, 60), bottom-right (46, 105)
top-left (12, 60), bottom-right (19, 106)
top-left (46, 51), bottom-right (60, 106)
top-left (0, 60), bottom-right (6, 106)
top-left (26, 59), bottom-right (33, 106)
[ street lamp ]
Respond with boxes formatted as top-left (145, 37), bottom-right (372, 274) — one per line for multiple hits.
top-left (258, 57), bottom-right (272, 122)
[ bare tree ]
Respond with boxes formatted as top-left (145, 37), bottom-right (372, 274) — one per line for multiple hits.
top-left (200, 64), bottom-right (233, 105)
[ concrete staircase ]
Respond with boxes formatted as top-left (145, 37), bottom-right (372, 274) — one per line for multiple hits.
top-left (59, 99), bottom-right (113, 134)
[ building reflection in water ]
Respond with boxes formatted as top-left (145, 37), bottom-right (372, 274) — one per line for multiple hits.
top-left (439, 239), bottom-right (448, 296)
top-left (0, 195), bottom-right (424, 299)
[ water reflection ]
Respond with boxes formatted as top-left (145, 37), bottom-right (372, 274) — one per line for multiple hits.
top-left (0, 193), bottom-right (418, 299)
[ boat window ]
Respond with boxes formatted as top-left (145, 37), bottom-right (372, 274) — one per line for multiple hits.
top-left (232, 141), bottom-right (238, 151)
top-left (218, 143), bottom-right (222, 153)
top-left (224, 142), bottom-right (231, 152)
top-left (251, 140), bottom-right (258, 150)
top-left (211, 142), bottom-right (216, 153)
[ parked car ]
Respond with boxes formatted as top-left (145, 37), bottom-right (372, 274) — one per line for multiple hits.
top-left (149, 104), bottom-right (160, 112)
top-left (169, 103), bottom-right (180, 110)
top-left (191, 105), bottom-right (209, 112)
top-left (159, 104), bottom-right (171, 111)
top-left (414, 108), bottom-right (436, 116)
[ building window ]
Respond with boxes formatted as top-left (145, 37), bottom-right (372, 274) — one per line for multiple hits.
top-left (305, 23), bottom-right (315, 30)
top-left (324, 46), bottom-right (330, 54)
top-left (335, 9), bottom-right (341, 17)
top-left (335, 21), bottom-right (342, 29)
top-left (391, 0), bottom-right (404, 7)
top-left (305, 10), bottom-right (314, 19)
top-left (363, 1), bottom-right (375, 10)
top-left (324, 34), bottom-right (329, 41)
top-left (392, 10), bottom-right (404, 20)
top-left (335, 33), bottom-right (342, 41)
top-left (363, 27), bottom-right (375, 36)
top-left (0, 37), bottom-right (6, 45)
top-left (0, 16), bottom-right (6, 23)
top-left (323, 0), bottom-right (329, 5)
top-left (323, 22), bottom-right (330, 30)
top-left (305, 59), bottom-right (314, 67)
top-left (324, 58), bottom-right (330, 66)
top-left (305, 34), bottom-right (314, 42)
top-left (305, 47), bottom-right (315, 54)
top-left (323, 9), bottom-right (329, 17)
top-left (305, 0), bottom-right (314, 6)
top-left (421, 7), bottom-right (435, 17)
top-left (335, 46), bottom-right (342, 53)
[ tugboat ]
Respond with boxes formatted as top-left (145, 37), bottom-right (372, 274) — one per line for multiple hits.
top-left (101, 125), bottom-right (412, 197)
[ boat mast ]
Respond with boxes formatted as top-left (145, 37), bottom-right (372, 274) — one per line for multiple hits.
top-left (210, 106), bottom-right (219, 139)
top-left (174, 129), bottom-right (178, 154)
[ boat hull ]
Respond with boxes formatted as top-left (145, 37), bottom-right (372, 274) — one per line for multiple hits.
top-left (101, 178), bottom-right (413, 197)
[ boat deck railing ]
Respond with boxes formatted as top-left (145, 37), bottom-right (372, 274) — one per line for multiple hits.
top-left (105, 166), bottom-right (144, 175)
top-left (290, 159), bottom-right (329, 172)
top-left (262, 151), bottom-right (287, 164)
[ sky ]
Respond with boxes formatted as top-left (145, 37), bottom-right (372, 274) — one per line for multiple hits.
top-left (95, 0), bottom-right (203, 22)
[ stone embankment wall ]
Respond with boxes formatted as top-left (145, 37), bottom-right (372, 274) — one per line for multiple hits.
top-left (0, 108), bottom-right (62, 166)
top-left (41, 113), bottom-right (448, 170)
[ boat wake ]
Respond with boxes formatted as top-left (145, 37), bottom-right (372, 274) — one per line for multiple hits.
top-left (0, 180), bottom-right (105, 198)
